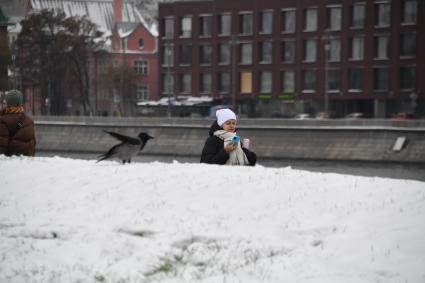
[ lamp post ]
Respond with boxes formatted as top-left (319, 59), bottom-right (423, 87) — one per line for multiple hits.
top-left (323, 34), bottom-right (330, 118)
top-left (120, 37), bottom-right (125, 116)
top-left (165, 38), bottom-right (172, 118)
top-left (230, 35), bottom-right (238, 112)
top-left (410, 92), bottom-right (417, 114)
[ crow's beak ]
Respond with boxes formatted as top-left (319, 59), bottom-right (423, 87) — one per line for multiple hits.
top-left (149, 136), bottom-right (154, 139)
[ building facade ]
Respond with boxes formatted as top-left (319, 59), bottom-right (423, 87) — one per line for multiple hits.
top-left (17, 0), bottom-right (159, 116)
top-left (158, 0), bottom-right (424, 118)
top-left (95, 0), bottom-right (159, 116)
top-left (95, 22), bottom-right (159, 116)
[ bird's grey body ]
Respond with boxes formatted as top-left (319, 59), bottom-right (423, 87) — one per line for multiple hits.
top-left (97, 131), bottom-right (153, 163)
top-left (108, 143), bottom-right (140, 161)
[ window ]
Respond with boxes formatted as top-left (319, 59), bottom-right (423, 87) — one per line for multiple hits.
top-left (327, 38), bottom-right (341, 62)
top-left (180, 73), bottom-right (191, 93)
top-left (400, 32), bottom-right (416, 57)
top-left (350, 36), bottom-right (364, 60)
top-left (239, 43), bottom-right (252, 64)
top-left (120, 38), bottom-right (128, 51)
top-left (162, 44), bottom-right (174, 66)
top-left (259, 41), bottom-right (272, 63)
top-left (402, 0), bottom-right (417, 24)
top-left (260, 72), bottom-right (272, 93)
top-left (375, 2), bottom-right (391, 27)
top-left (179, 44), bottom-right (192, 65)
top-left (200, 15), bottom-right (212, 37)
top-left (304, 39), bottom-right (317, 62)
top-left (351, 3), bottom-right (365, 28)
top-left (374, 67), bottom-right (389, 90)
top-left (281, 40), bottom-right (295, 63)
top-left (240, 13), bottom-right (253, 34)
top-left (304, 7), bottom-right (318, 31)
top-left (162, 73), bottom-right (174, 93)
top-left (219, 13), bottom-right (231, 36)
top-left (218, 44), bottom-right (231, 65)
top-left (327, 69), bottom-right (341, 91)
top-left (260, 10), bottom-right (273, 34)
top-left (281, 71), bottom-right (295, 93)
top-left (138, 39), bottom-right (144, 49)
top-left (134, 60), bottom-right (148, 75)
top-left (303, 70), bottom-right (316, 91)
top-left (399, 66), bottom-right (416, 90)
top-left (200, 73), bottom-right (212, 93)
top-left (240, 72), bottom-right (253, 94)
top-left (136, 86), bottom-right (148, 101)
top-left (163, 17), bottom-right (174, 38)
top-left (219, 72), bottom-right (231, 93)
top-left (180, 16), bottom-right (192, 37)
top-left (327, 6), bottom-right (341, 30)
top-left (349, 68), bottom-right (364, 90)
top-left (374, 35), bottom-right (390, 59)
top-left (282, 9), bottom-right (296, 33)
top-left (200, 44), bottom-right (213, 65)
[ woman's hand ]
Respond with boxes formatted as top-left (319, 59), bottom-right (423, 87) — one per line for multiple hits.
top-left (224, 143), bottom-right (237, 153)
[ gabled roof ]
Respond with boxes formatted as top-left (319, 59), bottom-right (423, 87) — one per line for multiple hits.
top-left (29, 0), bottom-right (158, 37)
top-left (116, 22), bottom-right (139, 38)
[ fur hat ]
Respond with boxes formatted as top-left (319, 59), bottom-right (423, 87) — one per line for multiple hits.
top-left (6, 89), bottom-right (23, 107)
top-left (216, 108), bottom-right (236, 126)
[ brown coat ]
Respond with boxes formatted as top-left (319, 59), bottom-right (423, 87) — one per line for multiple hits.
top-left (0, 110), bottom-right (36, 156)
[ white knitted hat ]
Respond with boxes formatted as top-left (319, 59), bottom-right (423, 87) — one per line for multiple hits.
top-left (216, 108), bottom-right (237, 126)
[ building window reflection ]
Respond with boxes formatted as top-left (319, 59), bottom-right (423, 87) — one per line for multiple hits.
top-left (350, 3), bottom-right (365, 28)
top-left (180, 15), bottom-right (192, 37)
top-left (219, 13), bottom-right (231, 36)
top-left (375, 2), bottom-right (391, 27)
top-left (260, 71), bottom-right (272, 93)
top-left (239, 13), bottom-right (253, 35)
top-left (239, 43), bottom-right (253, 65)
top-left (402, 0), bottom-right (417, 24)
top-left (259, 41), bottom-right (273, 64)
top-left (260, 10), bottom-right (273, 34)
top-left (281, 9), bottom-right (296, 33)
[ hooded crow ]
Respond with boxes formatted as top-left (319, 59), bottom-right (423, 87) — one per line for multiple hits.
top-left (97, 131), bottom-right (154, 164)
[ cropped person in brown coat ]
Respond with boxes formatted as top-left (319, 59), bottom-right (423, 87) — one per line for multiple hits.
top-left (0, 89), bottom-right (36, 156)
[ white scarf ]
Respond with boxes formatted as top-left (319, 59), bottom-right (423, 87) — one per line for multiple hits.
top-left (214, 130), bottom-right (249, 166)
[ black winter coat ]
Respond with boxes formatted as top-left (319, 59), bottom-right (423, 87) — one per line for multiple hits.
top-left (200, 121), bottom-right (256, 165)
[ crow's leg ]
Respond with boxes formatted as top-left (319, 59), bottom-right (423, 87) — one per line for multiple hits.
top-left (122, 160), bottom-right (126, 164)
top-left (128, 159), bottom-right (131, 164)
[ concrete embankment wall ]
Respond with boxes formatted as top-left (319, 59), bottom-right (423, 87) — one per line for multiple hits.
top-left (34, 116), bottom-right (425, 163)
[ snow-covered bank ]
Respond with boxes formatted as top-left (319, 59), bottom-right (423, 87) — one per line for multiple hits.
top-left (0, 156), bottom-right (424, 283)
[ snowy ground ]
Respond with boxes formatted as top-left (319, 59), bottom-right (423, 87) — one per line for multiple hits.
top-left (0, 156), bottom-right (425, 283)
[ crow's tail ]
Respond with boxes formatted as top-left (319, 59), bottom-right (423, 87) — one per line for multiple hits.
top-left (96, 153), bottom-right (109, 163)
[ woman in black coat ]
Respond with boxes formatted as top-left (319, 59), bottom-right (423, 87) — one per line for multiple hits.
top-left (200, 109), bottom-right (256, 166)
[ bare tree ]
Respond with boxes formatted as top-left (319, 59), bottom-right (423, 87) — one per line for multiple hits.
top-left (16, 9), bottom-right (104, 115)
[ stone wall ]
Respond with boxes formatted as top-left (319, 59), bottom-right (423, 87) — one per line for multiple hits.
top-left (34, 116), bottom-right (425, 163)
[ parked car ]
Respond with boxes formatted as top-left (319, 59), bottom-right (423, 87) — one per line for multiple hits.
top-left (393, 112), bottom-right (416, 120)
top-left (294, 113), bottom-right (313, 120)
top-left (345, 112), bottom-right (365, 119)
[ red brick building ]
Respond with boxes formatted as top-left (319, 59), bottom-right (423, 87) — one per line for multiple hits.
top-left (158, 0), bottom-right (424, 118)
top-left (95, 0), bottom-right (159, 116)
